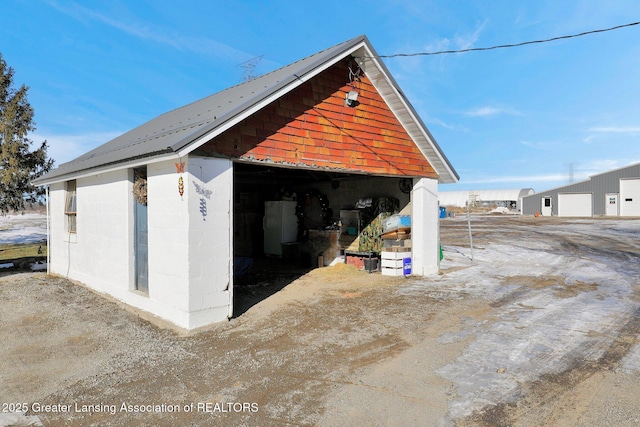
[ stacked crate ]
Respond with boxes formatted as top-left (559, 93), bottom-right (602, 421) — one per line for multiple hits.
top-left (381, 247), bottom-right (411, 276)
top-left (380, 214), bottom-right (412, 276)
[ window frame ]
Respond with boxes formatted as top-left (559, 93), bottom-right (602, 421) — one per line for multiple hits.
top-left (65, 180), bottom-right (77, 233)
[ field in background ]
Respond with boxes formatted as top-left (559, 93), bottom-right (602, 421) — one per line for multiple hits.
top-left (0, 213), bottom-right (47, 267)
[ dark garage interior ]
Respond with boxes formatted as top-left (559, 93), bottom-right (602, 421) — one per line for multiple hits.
top-left (231, 161), bottom-right (412, 315)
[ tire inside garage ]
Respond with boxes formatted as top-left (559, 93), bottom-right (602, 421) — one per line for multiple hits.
top-left (558, 193), bottom-right (592, 217)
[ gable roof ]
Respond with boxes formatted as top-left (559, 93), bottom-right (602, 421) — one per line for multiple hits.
top-left (33, 35), bottom-right (458, 185)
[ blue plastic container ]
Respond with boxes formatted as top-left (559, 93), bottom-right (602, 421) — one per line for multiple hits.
top-left (439, 206), bottom-right (447, 218)
top-left (402, 257), bottom-right (412, 276)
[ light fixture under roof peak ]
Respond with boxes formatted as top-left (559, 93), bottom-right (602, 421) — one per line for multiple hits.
top-left (345, 90), bottom-right (359, 107)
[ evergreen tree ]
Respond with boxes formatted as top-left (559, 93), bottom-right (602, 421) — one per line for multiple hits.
top-left (0, 53), bottom-right (54, 214)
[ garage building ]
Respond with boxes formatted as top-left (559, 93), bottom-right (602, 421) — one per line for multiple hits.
top-left (32, 35), bottom-right (459, 330)
top-left (521, 162), bottom-right (640, 217)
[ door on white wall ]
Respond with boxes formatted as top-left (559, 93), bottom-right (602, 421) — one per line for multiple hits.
top-left (263, 201), bottom-right (298, 256)
top-left (605, 193), bottom-right (619, 216)
top-left (541, 196), bottom-right (552, 216)
top-left (620, 178), bottom-right (640, 216)
top-left (558, 193), bottom-right (592, 217)
top-left (134, 168), bottom-right (149, 293)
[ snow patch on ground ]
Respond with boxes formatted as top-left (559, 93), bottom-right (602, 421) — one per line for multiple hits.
top-left (0, 214), bottom-right (47, 245)
top-left (403, 219), bottom-right (640, 419)
top-left (488, 207), bottom-right (518, 214)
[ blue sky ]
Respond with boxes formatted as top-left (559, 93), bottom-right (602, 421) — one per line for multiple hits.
top-left (2, 0), bottom-right (640, 192)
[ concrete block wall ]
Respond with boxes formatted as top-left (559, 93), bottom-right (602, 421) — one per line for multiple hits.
top-left (141, 156), bottom-right (234, 329)
top-left (48, 157), bottom-right (234, 330)
top-left (48, 170), bottom-right (132, 294)
top-left (186, 156), bottom-right (233, 328)
top-left (146, 160), bottom-right (192, 326)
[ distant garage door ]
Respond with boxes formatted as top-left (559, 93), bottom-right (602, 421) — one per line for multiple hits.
top-left (620, 178), bottom-right (640, 216)
top-left (558, 193), bottom-right (592, 217)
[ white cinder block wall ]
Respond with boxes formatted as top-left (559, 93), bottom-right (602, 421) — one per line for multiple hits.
top-left (48, 156), bottom-right (234, 330)
top-left (185, 156), bottom-right (233, 328)
top-left (139, 156), bottom-right (234, 329)
top-left (48, 170), bottom-right (132, 293)
top-left (411, 177), bottom-right (440, 276)
top-left (145, 160), bottom-right (192, 326)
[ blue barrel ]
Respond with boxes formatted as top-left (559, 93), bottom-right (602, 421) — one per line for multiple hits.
top-left (402, 257), bottom-right (412, 276)
top-left (439, 206), bottom-right (446, 218)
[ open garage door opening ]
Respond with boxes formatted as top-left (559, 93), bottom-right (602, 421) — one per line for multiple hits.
top-left (232, 162), bottom-right (412, 316)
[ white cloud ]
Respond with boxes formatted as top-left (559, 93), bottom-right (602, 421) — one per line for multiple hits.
top-left (463, 173), bottom-right (569, 185)
top-left (31, 131), bottom-right (122, 166)
top-left (587, 126), bottom-right (640, 133)
top-left (465, 106), bottom-right (502, 117)
top-left (584, 127), bottom-right (640, 144)
top-left (574, 159), bottom-right (640, 176)
top-left (422, 19), bottom-right (487, 55)
top-left (455, 19), bottom-right (488, 51)
top-left (425, 116), bottom-right (463, 131)
top-left (520, 140), bottom-right (543, 149)
top-left (464, 106), bottom-right (521, 117)
top-left (461, 159), bottom-right (640, 189)
top-left (423, 38), bottom-right (452, 54)
top-left (46, 1), bottom-right (256, 63)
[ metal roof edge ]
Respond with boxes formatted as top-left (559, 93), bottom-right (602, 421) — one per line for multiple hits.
top-left (589, 161), bottom-right (640, 178)
top-left (32, 151), bottom-right (177, 186)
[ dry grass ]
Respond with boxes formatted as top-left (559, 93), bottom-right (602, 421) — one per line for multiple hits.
top-left (0, 243), bottom-right (47, 262)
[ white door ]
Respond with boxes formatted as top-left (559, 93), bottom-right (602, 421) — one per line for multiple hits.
top-left (541, 196), bottom-right (552, 216)
top-left (263, 201), bottom-right (284, 256)
top-left (558, 193), bottom-right (592, 217)
top-left (620, 178), bottom-right (640, 216)
top-left (263, 201), bottom-right (298, 256)
top-left (605, 193), bottom-right (619, 216)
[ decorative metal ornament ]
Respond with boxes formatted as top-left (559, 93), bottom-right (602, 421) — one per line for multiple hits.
top-left (178, 176), bottom-right (184, 197)
top-left (175, 161), bottom-right (185, 197)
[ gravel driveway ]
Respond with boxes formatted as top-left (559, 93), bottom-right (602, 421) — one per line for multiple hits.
top-left (1, 215), bottom-right (639, 426)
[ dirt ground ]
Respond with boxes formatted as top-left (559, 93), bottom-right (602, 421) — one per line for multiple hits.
top-left (1, 215), bottom-right (640, 426)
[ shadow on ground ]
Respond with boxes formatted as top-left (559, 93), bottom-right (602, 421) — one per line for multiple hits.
top-left (232, 256), bottom-right (314, 317)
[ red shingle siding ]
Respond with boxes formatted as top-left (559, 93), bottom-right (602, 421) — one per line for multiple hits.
top-left (200, 61), bottom-right (438, 178)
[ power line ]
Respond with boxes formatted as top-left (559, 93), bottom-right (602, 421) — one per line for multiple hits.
top-left (377, 21), bottom-right (640, 58)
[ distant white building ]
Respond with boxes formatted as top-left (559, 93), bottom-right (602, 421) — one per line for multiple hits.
top-left (439, 189), bottom-right (534, 211)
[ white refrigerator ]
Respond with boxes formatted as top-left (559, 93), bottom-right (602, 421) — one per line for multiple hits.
top-left (263, 201), bottom-right (298, 256)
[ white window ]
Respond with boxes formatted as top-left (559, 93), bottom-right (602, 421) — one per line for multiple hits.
top-left (65, 180), bottom-right (77, 233)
